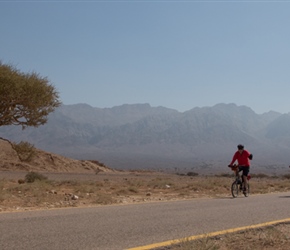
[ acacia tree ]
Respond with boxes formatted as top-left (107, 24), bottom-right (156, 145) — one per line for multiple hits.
top-left (0, 62), bottom-right (61, 129)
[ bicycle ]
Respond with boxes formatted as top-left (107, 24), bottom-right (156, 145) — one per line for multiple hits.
top-left (228, 164), bottom-right (250, 198)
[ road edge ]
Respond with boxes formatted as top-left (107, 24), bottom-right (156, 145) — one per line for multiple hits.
top-left (127, 218), bottom-right (290, 250)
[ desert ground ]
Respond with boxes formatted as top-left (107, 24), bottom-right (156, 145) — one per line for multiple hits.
top-left (1, 138), bottom-right (290, 249)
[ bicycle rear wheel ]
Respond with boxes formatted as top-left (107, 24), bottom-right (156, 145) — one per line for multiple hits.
top-left (231, 181), bottom-right (239, 198)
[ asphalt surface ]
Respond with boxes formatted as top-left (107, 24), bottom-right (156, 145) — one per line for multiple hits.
top-left (0, 191), bottom-right (290, 250)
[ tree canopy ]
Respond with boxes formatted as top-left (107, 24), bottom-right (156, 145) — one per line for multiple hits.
top-left (0, 62), bottom-right (61, 129)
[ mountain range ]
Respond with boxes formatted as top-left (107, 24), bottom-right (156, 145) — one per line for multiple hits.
top-left (1, 103), bottom-right (290, 175)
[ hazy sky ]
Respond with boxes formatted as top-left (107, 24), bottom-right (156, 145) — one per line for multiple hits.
top-left (1, 0), bottom-right (290, 114)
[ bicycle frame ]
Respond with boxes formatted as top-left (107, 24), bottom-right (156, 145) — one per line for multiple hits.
top-left (230, 165), bottom-right (250, 198)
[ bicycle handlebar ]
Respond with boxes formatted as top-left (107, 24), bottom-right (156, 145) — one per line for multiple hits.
top-left (228, 164), bottom-right (238, 171)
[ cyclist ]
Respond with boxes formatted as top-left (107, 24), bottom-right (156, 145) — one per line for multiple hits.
top-left (228, 144), bottom-right (253, 194)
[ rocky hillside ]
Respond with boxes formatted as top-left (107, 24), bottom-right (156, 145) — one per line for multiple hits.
top-left (0, 138), bottom-right (114, 173)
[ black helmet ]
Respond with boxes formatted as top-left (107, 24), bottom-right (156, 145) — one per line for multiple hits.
top-left (237, 144), bottom-right (244, 150)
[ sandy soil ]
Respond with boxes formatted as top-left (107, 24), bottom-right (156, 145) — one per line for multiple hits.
top-left (0, 137), bottom-right (113, 173)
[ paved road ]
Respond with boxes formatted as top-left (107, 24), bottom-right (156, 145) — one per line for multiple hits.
top-left (0, 192), bottom-right (289, 250)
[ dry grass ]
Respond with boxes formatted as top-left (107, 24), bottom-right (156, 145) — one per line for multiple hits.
top-left (1, 171), bottom-right (290, 212)
top-left (157, 223), bottom-right (290, 250)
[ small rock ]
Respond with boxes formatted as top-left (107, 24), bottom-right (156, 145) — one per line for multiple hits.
top-left (71, 195), bottom-right (79, 200)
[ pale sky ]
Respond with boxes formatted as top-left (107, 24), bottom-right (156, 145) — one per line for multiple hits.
top-left (1, 0), bottom-right (290, 114)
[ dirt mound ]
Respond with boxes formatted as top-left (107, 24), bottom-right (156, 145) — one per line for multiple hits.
top-left (0, 138), bottom-right (115, 173)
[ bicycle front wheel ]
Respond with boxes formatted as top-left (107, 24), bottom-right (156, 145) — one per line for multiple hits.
top-left (231, 181), bottom-right (239, 198)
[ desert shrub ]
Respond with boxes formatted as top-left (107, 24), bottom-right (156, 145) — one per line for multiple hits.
top-left (176, 173), bottom-right (186, 176)
top-left (282, 174), bottom-right (290, 179)
top-left (89, 160), bottom-right (107, 167)
top-left (187, 172), bottom-right (199, 177)
top-left (128, 187), bottom-right (138, 193)
top-left (25, 172), bottom-right (47, 183)
top-left (18, 179), bottom-right (25, 184)
top-left (12, 141), bottom-right (36, 162)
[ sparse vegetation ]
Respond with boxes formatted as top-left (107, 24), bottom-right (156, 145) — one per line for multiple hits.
top-left (187, 172), bottom-right (199, 177)
top-left (156, 223), bottom-right (290, 250)
top-left (25, 171), bottom-right (47, 183)
top-left (88, 160), bottom-right (107, 168)
top-left (12, 141), bottom-right (36, 162)
top-left (1, 172), bottom-right (290, 212)
top-left (282, 174), bottom-right (290, 179)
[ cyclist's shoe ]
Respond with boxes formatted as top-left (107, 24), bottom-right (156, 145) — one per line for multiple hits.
top-left (243, 187), bottom-right (247, 195)
top-left (239, 186), bottom-right (243, 191)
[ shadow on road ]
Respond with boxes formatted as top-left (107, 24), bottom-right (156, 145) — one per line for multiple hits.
top-left (279, 196), bottom-right (290, 198)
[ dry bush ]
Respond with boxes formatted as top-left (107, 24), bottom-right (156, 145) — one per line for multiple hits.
top-left (187, 172), bottom-right (199, 177)
top-left (89, 160), bottom-right (107, 167)
top-left (25, 172), bottom-right (47, 183)
top-left (12, 141), bottom-right (36, 162)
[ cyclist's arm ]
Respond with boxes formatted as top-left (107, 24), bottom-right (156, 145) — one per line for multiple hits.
top-left (229, 152), bottom-right (238, 166)
top-left (244, 150), bottom-right (253, 160)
